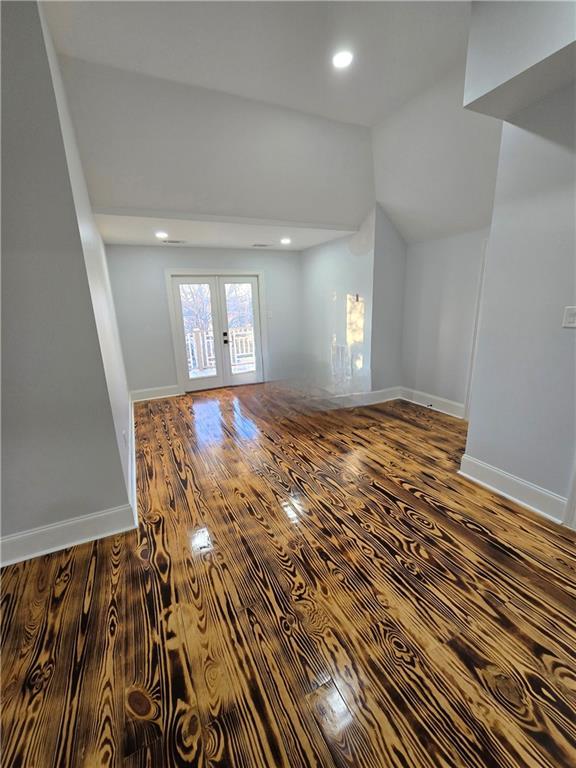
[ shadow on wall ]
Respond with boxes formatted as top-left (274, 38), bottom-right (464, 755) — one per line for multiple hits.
top-left (506, 85), bottom-right (575, 149)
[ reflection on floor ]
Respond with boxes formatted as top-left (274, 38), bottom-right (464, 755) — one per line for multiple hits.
top-left (2, 384), bottom-right (575, 767)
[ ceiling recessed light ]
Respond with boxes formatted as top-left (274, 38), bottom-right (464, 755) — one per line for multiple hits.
top-left (280, 237), bottom-right (291, 245)
top-left (332, 50), bottom-right (353, 69)
top-left (155, 230), bottom-right (168, 240)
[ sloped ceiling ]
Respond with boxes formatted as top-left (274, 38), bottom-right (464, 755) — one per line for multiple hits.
top-left (45, 1), bottom-right (502, 245)
top-left (44, 1), bottom-right (470, 127)
top-left (57, 54), bottom-right (375, 231)
top-left (373, 65), bottom-right (502, 243)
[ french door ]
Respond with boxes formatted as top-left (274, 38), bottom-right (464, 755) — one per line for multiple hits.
top-left (170, 275), bottom-right (264, 392)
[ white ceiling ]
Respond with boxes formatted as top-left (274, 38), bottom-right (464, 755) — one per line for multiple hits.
top-left (44, 1), bottom-right (470, 127)
top-left (96, 214), bottom-right (354, 251)
top-left (373, 66), bottom-right (503, 243)
top-left (46, 1), bottom-right (501, 246)
top-left (59, 51), bottom-right (373, 235)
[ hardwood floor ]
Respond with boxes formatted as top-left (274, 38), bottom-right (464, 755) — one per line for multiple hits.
top-left (2, 383), bottom-right (575, 767)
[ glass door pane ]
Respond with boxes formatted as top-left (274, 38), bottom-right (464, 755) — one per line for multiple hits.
top-left (178, 282), bottom-right (218, 380)
top-left (170, 274), bottom-right (262, 390)
top-left (223, 277), bottom-right (260, 382)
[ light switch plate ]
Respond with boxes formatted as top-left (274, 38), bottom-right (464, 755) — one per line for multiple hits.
top-left (562, 306), bottom-right (576, 328)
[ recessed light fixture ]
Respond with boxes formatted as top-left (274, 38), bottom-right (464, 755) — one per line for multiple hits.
top-left (155, 230), bottom-right (168, 240)
top-left (280, 237), bottom-right (292, 245)
top-left (332, 50), bottom-right (353, 69)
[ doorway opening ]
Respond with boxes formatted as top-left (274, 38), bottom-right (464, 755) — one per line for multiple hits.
top-left (169, 274), bottom-right (264, 392)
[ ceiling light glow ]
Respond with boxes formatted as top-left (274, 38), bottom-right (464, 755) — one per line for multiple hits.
top-left (155, 230), bottom-right (168, 240)
top-left (280, 237), bottom-right (292, 245)
top-left (332, 50), bottom-right (353, 69)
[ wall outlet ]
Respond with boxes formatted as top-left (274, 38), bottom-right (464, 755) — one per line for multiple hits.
top-left (562, 306), bottom-right (576, 328)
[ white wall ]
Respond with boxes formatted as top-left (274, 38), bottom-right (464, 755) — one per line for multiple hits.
top-left (371, 205), bottom-right (406, 390)
top-left (464, 1), bottom-right (576, 106)
top-left (59, 55), bottom-right (374, 230)
top-left (39, 6), bottom-right (133, 505)
top-left (2, 2), bottom-right (130, 542)
top-left (300, 212), bottom-right (375, 394)
top-left (402, 229), bottom-right (486, 406)
top-left (106, 246), bottom-right (303, 392)
top-left (372, 66), bottom-right (502, 244)
top-left (465, 85), bottom-right (576, 509)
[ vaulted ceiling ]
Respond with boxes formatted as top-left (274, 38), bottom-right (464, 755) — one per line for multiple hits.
top-left (45, 1), bottom-right (469, 127)
top-left (44, 1), bottom-right (502, 246)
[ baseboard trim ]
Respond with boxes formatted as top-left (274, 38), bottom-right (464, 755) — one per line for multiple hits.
top-left (131, 385), bottom-right (183, 402)
top-left (328, 387), bottom-right (404, 407)
top-left (0, 504), bottom-right (137, 567)
top-left (401, 388), bottom-right (465, 419)
top-left (325, 386), bottom-right (465, 418)
top-left (459, 454), bottom-right (567, 523)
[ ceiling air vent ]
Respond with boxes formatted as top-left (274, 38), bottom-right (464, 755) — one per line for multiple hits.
top-left (163, 239), bottom-right (187, 245)
top-left (252, 243), bottom-right (270, 248)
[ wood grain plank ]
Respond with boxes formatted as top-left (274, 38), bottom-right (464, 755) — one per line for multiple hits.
top-left (2, 384), bottom-right (575, 767)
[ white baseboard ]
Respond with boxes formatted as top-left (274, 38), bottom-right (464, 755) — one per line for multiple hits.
top-left (131, 385), bottom-right (183, 402)
top-left (329, 386), bottom-right (404, 407)
top-left (401, 388), bottom-right (465, 419)
top-left (325, 386), bottom-right (465, 418)
top-left (459, 454), bottom-right (567, 523)
top-left (0, 504), bottom-right (136, 567)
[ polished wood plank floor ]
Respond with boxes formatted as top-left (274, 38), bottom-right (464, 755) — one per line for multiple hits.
top-left (2, 384), bottom-right (576, 767)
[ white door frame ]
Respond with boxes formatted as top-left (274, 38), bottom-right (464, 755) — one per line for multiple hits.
top-left (165, 268), bottom-right (270, 392)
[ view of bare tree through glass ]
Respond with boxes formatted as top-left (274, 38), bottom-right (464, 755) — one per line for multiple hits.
top-left (224, 283), bottom-right (257, 375)
top-left (179, 283), bottom-right (217, 379)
